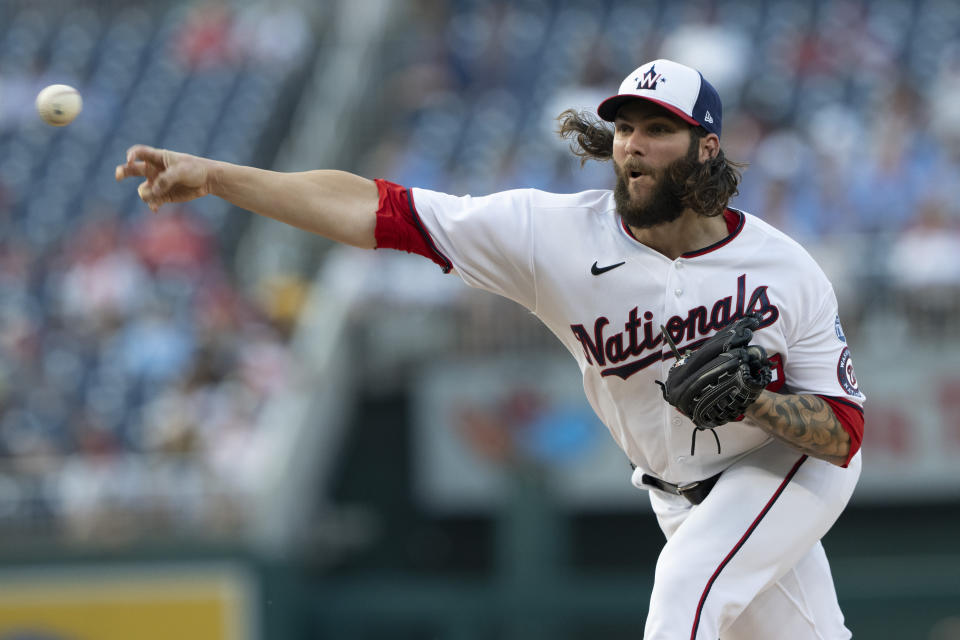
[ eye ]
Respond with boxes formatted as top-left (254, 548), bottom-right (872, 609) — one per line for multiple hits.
top-left (616, 123), bottom-right (632, 134)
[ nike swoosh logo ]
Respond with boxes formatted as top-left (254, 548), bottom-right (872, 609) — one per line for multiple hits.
top-left (591, 260), bottom-right (626, 275)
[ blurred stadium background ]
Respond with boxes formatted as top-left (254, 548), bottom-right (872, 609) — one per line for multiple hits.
top-left (0, 0), bottom-right (958, 638)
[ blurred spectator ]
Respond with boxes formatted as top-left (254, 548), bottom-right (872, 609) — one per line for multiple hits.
top-left (887, 198), bottom-right (960, 335)
top-left (848, 81), bottom-right (934, 233)
top-left (659, 15), bottom-right (751, 99)
top-left (58, 217), bottom-right (150, 328)
top-left (173, 0), bottom-right (237, 70)
top-left (256, 274), bottom-right (309, 339)
top-left (131, 208), bottom-right (214, 274)
top-left (73, 409), bottom-right (121, 459)
top-left (786, 0), bottom-right (895, 80)
top-left (114, 303), bottom-right (195, 385)
top-left (928, 42), bottom-right (960, 175)
top-left (237, 321), bottom-right (294, 396)
top-left (742, 129), bottom-right (812, 237)
top-left (231, 3), bottom-right (311, 68)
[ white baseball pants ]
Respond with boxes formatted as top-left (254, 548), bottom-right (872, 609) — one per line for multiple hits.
top-left (639, 442), bottom-right (861, 639)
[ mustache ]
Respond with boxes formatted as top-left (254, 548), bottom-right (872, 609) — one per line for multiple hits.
top-left (618, 159), bottom-right (656, 176)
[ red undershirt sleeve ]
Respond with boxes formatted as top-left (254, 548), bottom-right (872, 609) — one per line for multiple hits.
top-left (373, 179), bottom-right (452, 272)
top-left (817, 395), bottom-right (864, 467)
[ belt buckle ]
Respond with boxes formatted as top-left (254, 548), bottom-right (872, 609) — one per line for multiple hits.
top-left (676, 481), bottom-right (701, 496)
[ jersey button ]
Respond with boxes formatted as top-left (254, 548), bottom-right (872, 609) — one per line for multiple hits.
top-left (676, 456), bottom-right (687, 463)
top-left (672, 417), bottom-right (682, 426)
top-left (674, 288), bottom-right (683, 296)
top-left (676, 261), bottom-right (684, 270)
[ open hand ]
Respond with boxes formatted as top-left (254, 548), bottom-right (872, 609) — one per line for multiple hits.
top-left (115, 145), bottom-right (212, 212)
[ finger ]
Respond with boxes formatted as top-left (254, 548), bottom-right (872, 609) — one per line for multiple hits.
top-left (137, 182), bottom-right (163, 213)
top-left (144, 161), bottom-right (160, 184)
top-left (116, 160), bottom-right (151, 181)
top-left (126, 144), bottom-right (166, 166)
top-left (118, 153), bottom-right (164, 185)
top-left (138, 181), bottom-right (164, 204)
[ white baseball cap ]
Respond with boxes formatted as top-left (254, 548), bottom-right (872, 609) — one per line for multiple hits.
top-left (597, 59), bottom-right (723, 136)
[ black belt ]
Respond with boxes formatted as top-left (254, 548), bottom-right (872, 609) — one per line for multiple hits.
top-left (641, 472), bottom-right (722, 505)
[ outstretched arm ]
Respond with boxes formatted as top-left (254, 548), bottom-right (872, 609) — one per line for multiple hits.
top-left (745, 391), bottom-right (851, 466)
top-left (115, 145), bottom-right (379, 248)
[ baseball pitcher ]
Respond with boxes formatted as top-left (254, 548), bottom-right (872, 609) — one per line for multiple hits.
top-left (116, 59), bottom-right (864, 639)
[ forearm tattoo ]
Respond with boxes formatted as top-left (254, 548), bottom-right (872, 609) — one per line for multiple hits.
top-left (746, 392), bottom-right (851, 466)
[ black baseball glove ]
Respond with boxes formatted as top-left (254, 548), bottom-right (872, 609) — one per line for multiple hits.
top-left (657, 314), bottom-right (772, 430)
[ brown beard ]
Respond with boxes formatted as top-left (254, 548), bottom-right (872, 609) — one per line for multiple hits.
top-left (613, 136), bottom-right (701, 229)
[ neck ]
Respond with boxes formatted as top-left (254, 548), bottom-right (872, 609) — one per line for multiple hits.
top-left (628, 209), bottom-right (728, 260)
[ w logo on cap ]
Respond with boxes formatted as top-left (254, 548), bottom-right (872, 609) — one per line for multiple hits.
top-left (636, 65), bottom-right (664, 91)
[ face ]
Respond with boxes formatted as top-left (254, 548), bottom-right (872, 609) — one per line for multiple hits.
top-left (611, 101), bottom-right (703, 228)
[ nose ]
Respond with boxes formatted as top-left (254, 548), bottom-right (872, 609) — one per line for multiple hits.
top-left (623, 129), bottom-right (646, 157)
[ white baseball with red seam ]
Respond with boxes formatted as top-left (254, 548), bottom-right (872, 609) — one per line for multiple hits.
top-left (36, 84), bottom-right (82, 126)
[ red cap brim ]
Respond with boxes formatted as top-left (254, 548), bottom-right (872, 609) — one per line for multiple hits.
top-left (597, 94), bottom-right (701, 127)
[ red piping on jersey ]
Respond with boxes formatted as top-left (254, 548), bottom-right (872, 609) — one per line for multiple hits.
top-left (683, 209), bottom-right (744, 257)
top-left (373, 179), bottom-right (452, 272)
top-left (690, 455), bottom-right (808, 640)
top-left (620, 209), bottom-right (743, 257)
top-left (818, 395), bottom-right (864, 467)
top-left (406, 188), bottom-right (453, 272)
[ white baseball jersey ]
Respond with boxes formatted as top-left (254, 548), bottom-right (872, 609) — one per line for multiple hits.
top-left (408, 186), bottom-right (864, 484)
top-left (376, 182), bottom-right (863, 638)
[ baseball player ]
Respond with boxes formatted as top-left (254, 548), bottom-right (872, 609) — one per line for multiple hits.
top-left (116, 59), bottom-right (864, 639)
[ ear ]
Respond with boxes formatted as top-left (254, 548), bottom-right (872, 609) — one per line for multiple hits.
top-left (699, 133), bottom-right (720, 162)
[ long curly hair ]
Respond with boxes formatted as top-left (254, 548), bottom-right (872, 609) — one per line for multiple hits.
top-left (556, 108), bottom-right (746, 218)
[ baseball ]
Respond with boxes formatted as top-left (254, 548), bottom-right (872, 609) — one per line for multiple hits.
top-left (36, 84), bottom-right (82, 126)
